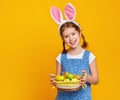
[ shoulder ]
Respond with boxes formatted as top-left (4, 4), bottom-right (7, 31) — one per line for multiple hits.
top-left (56, 52), bottom-right (67, 64)
top-left (56, 53), bottom-right (62, 64)
top-left (83, 49), bottom-right (90, 57)
top-left (87, 50), bottom-right (96, 64)
top-left (85, 50), bottom-right (95, 56)
top-left (84, 49), bottom-right (96, 64)
top-left (84, 49), bottom-right (90, 53)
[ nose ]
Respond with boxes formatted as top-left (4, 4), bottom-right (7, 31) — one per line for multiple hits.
top-left (69, 35), bottom-right (73, 41)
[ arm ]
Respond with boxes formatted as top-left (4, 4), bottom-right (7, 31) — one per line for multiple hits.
top-left (56, 61), bottom-right (62, 75)
top-left (81, 59), bottom-right (99, 85)
top-left (87, 59), bottom-right (99, 85)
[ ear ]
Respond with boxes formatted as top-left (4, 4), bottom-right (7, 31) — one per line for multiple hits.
top-left (64, 3), bottom-right (76, 20)
top-left (50, 6), bottom-right (63, 24)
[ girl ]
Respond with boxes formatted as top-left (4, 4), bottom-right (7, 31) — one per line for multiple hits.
top-left (50, 3), bottom-right (99, 100)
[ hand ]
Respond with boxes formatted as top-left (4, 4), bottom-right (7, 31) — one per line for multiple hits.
top-left (80, 70), bottom-right (88, 86)
top-left (50, 74), bottom-right (56, 86)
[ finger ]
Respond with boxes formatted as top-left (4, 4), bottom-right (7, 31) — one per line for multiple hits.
top-left (49, 74), bottom-right (56, 77)
top-left (50, 74), bottom-right (56, 79)
top-left (81, 78), bottom-right (87, 83)
top-left (50, 81), bottom-right (56, 86)
top-left (81, 70), bottom-right (87, 76)
top-left (80, 81), bottom-right (85, 84)
top-left (50, 80), bottom-right (54, 82)
top-left (80, 82), bottom-right (85, 86)
top-left (50, 78), bottom-right (55, 81)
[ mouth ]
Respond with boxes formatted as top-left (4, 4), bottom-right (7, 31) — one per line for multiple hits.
top-left (69, 39), bottom-right (77, 45)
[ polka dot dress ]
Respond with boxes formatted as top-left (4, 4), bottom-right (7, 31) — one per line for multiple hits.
top-left (56, 50), bottom-right (92, 100)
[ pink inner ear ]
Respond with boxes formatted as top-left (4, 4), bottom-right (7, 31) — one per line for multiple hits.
top-left (51, 7), bottom-right (61, 23)
top-left (65, 4), bottom-right (75, 20)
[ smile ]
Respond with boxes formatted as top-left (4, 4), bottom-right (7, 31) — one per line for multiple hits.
top-left (69, 39), bottom-right (77, 45)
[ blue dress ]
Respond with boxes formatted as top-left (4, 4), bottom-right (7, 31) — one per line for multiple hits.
top-left (56, 50), bottom-right (92, 100)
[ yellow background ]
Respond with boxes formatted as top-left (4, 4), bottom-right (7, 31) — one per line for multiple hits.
top-left (0, 0), bottom-right (120, 100)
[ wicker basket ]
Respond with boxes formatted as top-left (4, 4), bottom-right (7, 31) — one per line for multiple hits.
top-left (55, 80), bottom-right (81, 91)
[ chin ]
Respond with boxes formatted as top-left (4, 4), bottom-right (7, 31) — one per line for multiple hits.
top-left (70, 45), bottom-right (78, 49)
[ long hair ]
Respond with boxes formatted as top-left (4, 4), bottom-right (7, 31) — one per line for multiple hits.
top-left (60, 22), bottom-right (88, 53)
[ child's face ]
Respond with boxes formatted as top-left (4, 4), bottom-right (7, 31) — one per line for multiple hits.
top-left (62, 27), bottom-right (81, 49)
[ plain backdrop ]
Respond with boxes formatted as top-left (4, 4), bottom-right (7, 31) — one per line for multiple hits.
top-left (0, 0), bottom-right (120, 100)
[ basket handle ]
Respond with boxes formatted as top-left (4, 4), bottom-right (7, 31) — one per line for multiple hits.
top-left (81, 71), bottom-right (87, 89)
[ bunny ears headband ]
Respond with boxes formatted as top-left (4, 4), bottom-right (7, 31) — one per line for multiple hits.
top-left (50, 3), bottom-right (80, 33)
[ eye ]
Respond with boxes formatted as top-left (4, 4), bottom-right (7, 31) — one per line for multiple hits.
top-left (72, 32), bottom-right (76, 35)
top-left (64, 35), bottom-right (69, 38)
top-left (63, 34), bottom-right (69, 38)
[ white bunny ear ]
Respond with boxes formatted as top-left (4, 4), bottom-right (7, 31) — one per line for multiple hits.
top-left (64, 3), bottom-right (76, 20)
top-left (50, 6), bottom-right (63, 24)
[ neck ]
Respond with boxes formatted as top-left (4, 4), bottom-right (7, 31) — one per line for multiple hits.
top-left (68, 46), bottom-right (83, 55)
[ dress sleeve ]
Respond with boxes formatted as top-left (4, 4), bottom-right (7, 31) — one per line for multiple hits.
top-left (56, 53), bottom-right (61, 64)
top-left (89, 52), bottom-right (96, 65)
